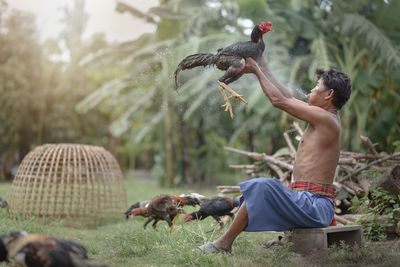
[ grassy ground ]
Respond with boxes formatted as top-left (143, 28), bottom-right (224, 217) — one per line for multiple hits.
top-left (0, 176), bottom-right (399, 267)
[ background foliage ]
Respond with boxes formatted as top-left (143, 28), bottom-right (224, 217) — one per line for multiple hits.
top-left (0, 0), bottom-right (399, 186)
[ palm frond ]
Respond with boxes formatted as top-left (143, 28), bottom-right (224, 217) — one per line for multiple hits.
top-left (133, 111), bottom-right (164, 143)
top-left (116, 1), bottom-right (157, 24)
top-left (342, 13), bottom-right (400, 68)
top-left (75, 79), bottom-right (129, 113)
top-left (308, 36), bottom-right (331, 80)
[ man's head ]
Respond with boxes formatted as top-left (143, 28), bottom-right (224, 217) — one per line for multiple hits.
top-left (308, 68), bottom-right (352, 110)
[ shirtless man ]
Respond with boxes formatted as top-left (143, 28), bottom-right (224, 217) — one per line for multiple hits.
top-left (198, 56), bottom-right (352, 254)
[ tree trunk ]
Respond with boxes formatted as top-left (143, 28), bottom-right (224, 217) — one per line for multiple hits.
top-left (178, 114), bottom-right (192, 184)
top-left (165, 98), bottom-right (175, 188)
top-left (195, 118), bottom-right (207, 183)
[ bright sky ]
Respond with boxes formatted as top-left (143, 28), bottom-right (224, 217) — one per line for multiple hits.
top-left (8, 0), bottom-right (158, 43)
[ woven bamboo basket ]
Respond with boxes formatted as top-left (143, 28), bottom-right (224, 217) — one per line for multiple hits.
top-left (8, 144), bottom-right (127, 228)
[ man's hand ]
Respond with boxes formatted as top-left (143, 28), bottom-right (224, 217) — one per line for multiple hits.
top-left (242, 57), bottom-right (260, 74)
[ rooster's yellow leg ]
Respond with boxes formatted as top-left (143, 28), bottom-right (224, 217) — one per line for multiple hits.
top-left (218, 81), bottom-right (248, 105)
top-left (169, 213), bottom-right (180, 233)
top-left (218, 83), bottom-right (234, 119)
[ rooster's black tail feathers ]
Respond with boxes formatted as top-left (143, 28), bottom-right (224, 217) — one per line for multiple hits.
top-left (174, 53), bottom-right (217, 87)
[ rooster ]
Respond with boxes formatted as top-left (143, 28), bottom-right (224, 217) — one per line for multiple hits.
top-left (174, 21), bottom-right (273, 118)
top-left (0, 230), bottom-right (108, 267)
top-left (124, 200), bottom-right (149, 219)
top-left (183, 197), bottom-right (240, 227)
top-left (131, 194), bottom-right (200, 232)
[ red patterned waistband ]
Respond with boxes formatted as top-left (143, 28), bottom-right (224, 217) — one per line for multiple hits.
top-left (288, 181), bottom-right (336, 199)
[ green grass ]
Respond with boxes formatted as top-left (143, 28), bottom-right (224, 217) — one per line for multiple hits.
top-left (1, 177), bottom-right (399, 266)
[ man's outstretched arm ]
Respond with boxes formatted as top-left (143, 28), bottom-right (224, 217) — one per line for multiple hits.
top-left (245, 57), bottom-right (330, 126)
top-left (258, 56), bottom-right (292, 98)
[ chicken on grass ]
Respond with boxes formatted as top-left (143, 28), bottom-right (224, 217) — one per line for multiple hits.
top-left (183, 197), bottom-right (240, 228)
top-left (0, 197), bottom-right (7, 208)
top-left (0, 230), bottom-right (108, 267)
top-left (130, 194), bottom-right (200, 232)
top-left (174, 21), bottom-right (273, 118)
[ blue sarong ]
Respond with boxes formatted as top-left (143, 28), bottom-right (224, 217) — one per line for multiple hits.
top-left (239, 178), bottom-right (335, 232)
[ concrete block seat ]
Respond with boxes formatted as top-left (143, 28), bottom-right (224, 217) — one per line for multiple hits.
top-left (290, 225), bottom-right (363, 254)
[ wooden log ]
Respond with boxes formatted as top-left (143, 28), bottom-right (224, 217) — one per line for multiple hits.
top-left (338, 158), bottom-right (357, 165)
top-left (343, 181), bottom-right (365, 197)
top-left (217, 185), bottom-right (240, 190)
top-left (342, 198), bottom-right (352, 207)
top-left (333, 182), bottom-right (356, 195)
top-left (229, 164), bottom-right (256, 169)
top-left (338, 152), bottom-right (400, 182)
top-left (354, 177), bottom-right (371, 194)
top-left (334, 199), bottom-right (341, 206)
top-left (220, 188), bottom-right (241, 194)
top-left (340, 151), bottom-right (400, 160)
top-left (342, 214), bottom-right (362, 222)
top-left (376, 165), bottom-right (400, 195)
top-left (335, 207), bottom-right (342, 214)
top-left (224, 146), bottom-right (293, 171)
top-left (334, 214), bottom-right (352, 225)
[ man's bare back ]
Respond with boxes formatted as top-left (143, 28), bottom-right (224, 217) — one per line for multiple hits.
top-left (293, 112), bottom-right (341, 184)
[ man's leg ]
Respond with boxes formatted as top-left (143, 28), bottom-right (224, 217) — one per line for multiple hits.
top-left (211, 201), bottom-right (249, 253)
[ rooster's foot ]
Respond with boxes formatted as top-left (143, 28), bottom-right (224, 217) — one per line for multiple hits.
top-left (218, 81), bottom-right (248, 105)
top-left (218, 84), bottom-right (234, 118)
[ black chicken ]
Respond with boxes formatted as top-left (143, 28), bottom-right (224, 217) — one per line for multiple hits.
top-left (174, 21), bottom-right (273, 118)
top-left (183, 197), bottom-right (240, 227)
top-left (131, 194), bottom-right (200, 232)
top-left (0, 230), bottom-right (108, 267)
top-left (0, 197), bottom-right (7, 208)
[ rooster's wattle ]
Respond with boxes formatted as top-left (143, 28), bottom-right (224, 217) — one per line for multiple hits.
top-left (174, 21), bottom-right (273, 118)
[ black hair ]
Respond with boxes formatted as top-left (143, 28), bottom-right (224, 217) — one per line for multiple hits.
top-left (316, 68), bottom-right (352, 109)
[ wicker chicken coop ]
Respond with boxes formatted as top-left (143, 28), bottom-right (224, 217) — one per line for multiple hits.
top-left (8, 144), bottom-right (127, 228)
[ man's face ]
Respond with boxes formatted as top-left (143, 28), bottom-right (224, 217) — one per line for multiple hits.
top-left (307, 78), bottom-right (331, 107)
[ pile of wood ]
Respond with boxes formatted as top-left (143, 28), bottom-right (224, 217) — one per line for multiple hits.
top-left (218, 122), bottom-right (400, 227)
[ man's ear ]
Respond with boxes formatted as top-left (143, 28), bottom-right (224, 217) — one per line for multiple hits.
top-left (324, 89), bottom-right (334, 100)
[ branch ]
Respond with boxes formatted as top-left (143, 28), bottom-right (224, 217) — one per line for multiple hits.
top-left (224, 147), bottom-right (293, 171)
top-left (360, 135), bottom-right (379, 156)
top-left (338, 152), bottom-right (400, 182)
top-left (283, 131), bottom-right (296, 157)
top-left (292, 122), bottom-right (304, 136)
top-left (228, 164), bottom-right (255, 169)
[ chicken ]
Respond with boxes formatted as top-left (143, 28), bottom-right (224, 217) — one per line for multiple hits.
top-left (174, 21), bottom-right (273, 118)
top-left (0, 197), bottom-right (7, 208)
top-left (124, 200), bottom-right (149, 219)
top-left (179, 193), bottom-right (209, 204)
top-left (0, 230), bottom-right (108, 267)
top-left (131, 194), bottom-right (200, 232)
top-left (183, 197), bottom-right (240, 227)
